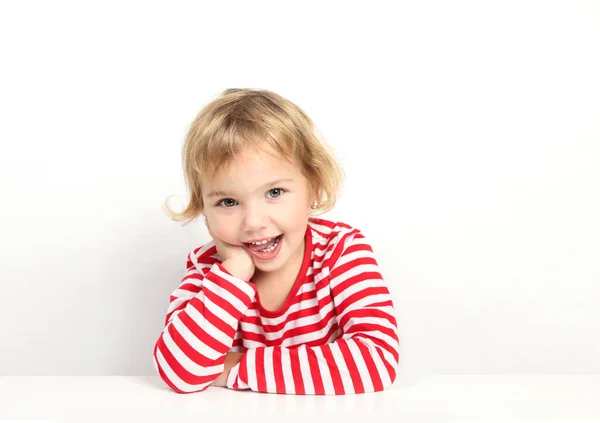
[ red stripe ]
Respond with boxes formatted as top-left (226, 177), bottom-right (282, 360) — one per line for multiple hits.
top-left (190, 296), bottom-right (236, 339)
top-left (178, 280), bottom-right (202, 292)
top-left (301, 321), bottom-right (339, 347)
top-left (207, 265), bottom-right (255, 304)
top-left (272, 348), bottom-right (285, 394)
top-left (165, 302), bottom-right (187, 325)
top-left (156, 336), bottom-right (217, 387)
top-left (255, 348), bottom-right (267, 392)
top-left (376, 346), bottom-right (397, 382)
top-left (347, 329), bottom-right (399, 362)
top-left (237, 353), bottom-right (249, 387)
top-left (343, 320), bottom-right (398, 343)
top-left (338, 340), bottom-right (364, 393)
top-left (259, 295), bottom-right (320, 333)
top-left (240, 330), bottom-right (267, 345)
top-left (338, 307), bottom-right (397, 330)
top-left (189, 246), bottom-right (218, 266)
top-left (155, 355), bottom-right (205, 394)
top-left (276, 309), bottom-right (337, 342)
top-left (153, 341), bottom-right (185, 393)
top-left (345, 241), bottom-right (366, 252)
top-left (331, 269), bottom-right (382, 299)
top-left (289, 347), bottom-right (305, 394)
top-left (310, 239), bottom-right (330, 254)
top-left (167, 320), bottom-right (226, 368)
top-left (335, 286), bottom-right (390, 316)
top-left (328, 237), bottom-right (348, 268)
top-left (179, 310), bottom-right (228, 353)
top-left (355, 340), bottom-right (383, 391)
top-left (305, 347), bottom-right (325, 395)
top-left (249, 293), bottom-right (329, 333)
top-left (368, 299), bottom-right (395, 308)
top-left (328, 230), bottom-right (361, 267)
top-left (239, 314), bottom-right (338, 347)
top-left (202, 285), bottom-right (244, 322)
top-left (330, 254), bottom-right (376, 281)
top-left (321, 346), bottom-right (345, 394)
top-left (316, 291), bottom-right (335, 309)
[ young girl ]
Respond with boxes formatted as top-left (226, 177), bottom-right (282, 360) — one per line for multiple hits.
top-left (153, 88), bottom-right (400, 395)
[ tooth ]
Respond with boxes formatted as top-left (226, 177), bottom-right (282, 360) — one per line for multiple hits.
top-left (249, 235), bottom-right (280, 245)
top-left (254, 238), bottom-right (272, 245)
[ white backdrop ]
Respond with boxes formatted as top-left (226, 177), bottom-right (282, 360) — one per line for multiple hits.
top-left (1, 0), bottom-right (598, 378)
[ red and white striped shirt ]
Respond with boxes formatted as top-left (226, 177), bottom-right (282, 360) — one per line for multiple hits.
top-left (153, 217), bottom-right (400, 395)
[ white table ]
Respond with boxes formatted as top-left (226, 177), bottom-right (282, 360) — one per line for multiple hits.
top-left (0, 375), bottom-right (598, 422)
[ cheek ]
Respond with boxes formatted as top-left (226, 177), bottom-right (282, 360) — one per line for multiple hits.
top-left (285, 207), bottom-right (309, 232)
top-left (210, 218), bottom-right (239, 243)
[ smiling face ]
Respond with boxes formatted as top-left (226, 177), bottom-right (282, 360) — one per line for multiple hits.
top-left (201, 145), bottom-right (315, 278)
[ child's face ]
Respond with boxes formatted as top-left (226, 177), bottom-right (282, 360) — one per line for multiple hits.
top-left (201, 145), bottom-right (314, 275)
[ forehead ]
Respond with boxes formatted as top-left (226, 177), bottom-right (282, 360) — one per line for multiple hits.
top-left (205, 146), bottom-right (302, 190)
top-left (228, 146), bottom-right (293, 173)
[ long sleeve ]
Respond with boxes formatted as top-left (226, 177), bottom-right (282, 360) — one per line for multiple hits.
top-left (152, 245), bottom-right (257, 393)
top-left (226, 230), bottom-right (400, 395)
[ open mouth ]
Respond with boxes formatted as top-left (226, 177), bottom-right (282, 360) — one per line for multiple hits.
top-left (244, 234), bottom-right (283, 253)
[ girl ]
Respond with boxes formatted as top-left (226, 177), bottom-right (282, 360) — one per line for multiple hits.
top-left (153, 88), bottom-right (400, 395)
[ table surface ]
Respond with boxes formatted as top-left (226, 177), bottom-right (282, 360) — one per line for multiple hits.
top-left (0, 374), bottom-right (598, 422)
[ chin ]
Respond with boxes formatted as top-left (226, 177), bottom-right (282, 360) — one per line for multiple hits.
top-left (253, 256), bottom-right (283, 270)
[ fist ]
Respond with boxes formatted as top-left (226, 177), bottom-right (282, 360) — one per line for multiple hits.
top-left (205, 219), bottom-right (256, 279)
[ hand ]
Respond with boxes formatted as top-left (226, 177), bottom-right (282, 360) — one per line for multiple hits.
top-left (212, 351), bottom-right (245, 388)
top-left (206, 220), bottom-right (256, 280)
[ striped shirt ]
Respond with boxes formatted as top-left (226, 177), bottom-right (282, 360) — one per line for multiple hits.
top-left (153, 217), bottom-right (400, 395)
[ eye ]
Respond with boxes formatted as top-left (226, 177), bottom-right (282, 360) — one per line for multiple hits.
top-left (215, 188), bottom-right (285, 208)
top-left (267, 188), bottom-right (285, 199)
top-left (217, 198), bottom-right (238, 208)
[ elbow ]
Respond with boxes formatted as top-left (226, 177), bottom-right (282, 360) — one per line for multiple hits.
top-left (164, 381), bottom-right (211, 395)
top-left (382, 352), bottom-right (400, 391)
top-left (370, 365), bottom-right (398, 393)
top-left (152, 339), bottom-right (217, 394)
top-left (153, 354), bottom-right (214, 394)
top-left (371, 348), bottom-right (400, 393)
top-left (381, 366), bottom-right (398, 391)
top-left (355, 334), bottom-right (400, 393)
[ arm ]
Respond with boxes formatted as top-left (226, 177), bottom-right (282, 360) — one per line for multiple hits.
top-left (225, 230), bottom-right (400, 395)
top-left (152, 246), bottom-right (257, 394)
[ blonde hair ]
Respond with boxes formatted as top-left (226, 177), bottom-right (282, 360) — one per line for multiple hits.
top-left (164, 88), bottom-right (345, 226)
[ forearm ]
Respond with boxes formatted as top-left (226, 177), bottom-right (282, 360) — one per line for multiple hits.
top-left (228, 335), bottom-right (399, 395)
top-left (153, 262), bottom-right (256, 393)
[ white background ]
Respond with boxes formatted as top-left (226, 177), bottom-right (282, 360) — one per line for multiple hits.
top-left (0, 0), bottom-right (598, 378)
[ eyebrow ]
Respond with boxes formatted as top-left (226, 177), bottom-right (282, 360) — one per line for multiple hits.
top-left (206, 178), bottom-right (294, 199)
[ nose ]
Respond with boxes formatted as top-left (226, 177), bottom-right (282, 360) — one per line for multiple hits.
top-left (242, 201), bottom-right (269, 233)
